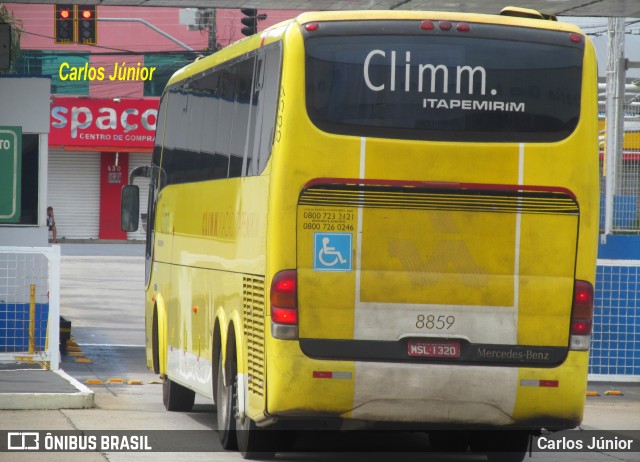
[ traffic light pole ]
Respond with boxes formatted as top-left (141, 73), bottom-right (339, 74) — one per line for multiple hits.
top-left (97, 18), bottom-right (194, 51)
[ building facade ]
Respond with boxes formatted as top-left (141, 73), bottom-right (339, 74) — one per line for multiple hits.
top-left (7, 4), bottom-right (298, 240)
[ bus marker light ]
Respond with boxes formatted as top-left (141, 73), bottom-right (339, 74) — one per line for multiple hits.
top-left (305, 23), bottom-right (319, 32)
top-left (420, 20), bottom-right (435, 30)
top-left (569, 33), bottom-right (582, 43)
top-left (439, 21), bottom-right (453, 31)
top-left (456, 22), bottom-right (471, 32)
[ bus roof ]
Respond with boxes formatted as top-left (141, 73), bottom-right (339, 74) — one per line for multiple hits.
top-left (166, 9), bottom-right (584, 89)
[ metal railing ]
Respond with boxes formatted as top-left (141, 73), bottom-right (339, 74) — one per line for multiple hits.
top-left (0, 246), bottom-right (60, 370)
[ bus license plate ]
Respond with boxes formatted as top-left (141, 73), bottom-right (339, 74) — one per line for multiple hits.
top-left (407, 340), bottom-right (460, 358)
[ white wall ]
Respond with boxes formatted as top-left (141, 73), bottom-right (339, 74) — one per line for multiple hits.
top-left (0, 76), bottom-right (50, 246)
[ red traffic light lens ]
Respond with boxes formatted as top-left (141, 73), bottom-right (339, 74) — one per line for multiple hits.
top-left (60, 9), bottom-right (71, 19)
top-left (81, 9), bottom-right (93, 19)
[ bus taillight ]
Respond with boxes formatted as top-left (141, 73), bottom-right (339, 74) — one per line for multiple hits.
top-left (570, 280), bottom-right (593, 351)
top-left (271, 270), bottom-right (298, 340)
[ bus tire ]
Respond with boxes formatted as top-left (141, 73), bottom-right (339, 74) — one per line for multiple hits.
top-left (232, 354), bottom-right (277, 459)
top-left (237, 418), bottom-right (277, 460)
top-left (216, 349), bottom-right (238, 450)
top-left (162, 375), bottom-right (195, 412)
top-left (151, 307), bottom-right (160, 375)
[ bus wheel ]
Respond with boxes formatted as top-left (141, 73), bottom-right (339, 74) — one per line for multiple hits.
top-left (469, 430), bottom-right (529, 462)
top-left (162, 375), bottom-right (195, 412)
top-left (151, 307), bottom-right (160, 374)
top-left (236, 417), bottom-right (277, 459)
top-left (216, 351), bottom-right (237, 450)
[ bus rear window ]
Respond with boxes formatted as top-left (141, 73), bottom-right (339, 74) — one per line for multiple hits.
top-left (305, 24), bottom-right (584, 142)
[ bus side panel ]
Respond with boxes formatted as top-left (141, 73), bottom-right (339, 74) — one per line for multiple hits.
top-left (146, 183), bottom-right (175, 374)
top-left (571, 38), bottom-right (599, 289)
top-left (159, 177), bottom-right (268, 400)
top-left (164, 263), bottom-right (215, 398)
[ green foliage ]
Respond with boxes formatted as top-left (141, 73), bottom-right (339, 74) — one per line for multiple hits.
top-left (0, 3), bottom-right (22, 73)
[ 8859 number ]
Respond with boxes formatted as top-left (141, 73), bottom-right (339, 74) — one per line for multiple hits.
top-left (416, 314), bottom-right (455, 330)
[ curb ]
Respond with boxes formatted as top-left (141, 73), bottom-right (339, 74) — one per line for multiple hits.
top-left (0, 369), bottom-right (94, 410)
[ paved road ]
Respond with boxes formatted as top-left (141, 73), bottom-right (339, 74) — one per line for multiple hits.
top-left (2, 245), bottom-right (638, 461)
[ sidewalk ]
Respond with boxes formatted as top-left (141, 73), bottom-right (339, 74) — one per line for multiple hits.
top-left (583, 382), bottom-right (640, 432)
top-left (0, 366), bottom-right (94, 410)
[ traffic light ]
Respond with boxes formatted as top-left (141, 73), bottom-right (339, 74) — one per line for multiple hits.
top-left (77, 6), bottom-right (97, 45)
top-left (240, 9), bottom-right (257, 36)
top-left (239, 9), bottom-right (267, 36)
top-left (53, 5), bottom-right (98, 45)
top-left (54, 4), bottom-right (74, 44)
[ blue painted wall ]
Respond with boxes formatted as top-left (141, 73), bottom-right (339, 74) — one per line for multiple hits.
top-left (591, 234), bottom-right (640, 377)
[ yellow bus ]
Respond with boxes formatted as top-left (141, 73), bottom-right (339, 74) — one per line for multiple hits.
top-left (122, 6), bottom-right (599, 460)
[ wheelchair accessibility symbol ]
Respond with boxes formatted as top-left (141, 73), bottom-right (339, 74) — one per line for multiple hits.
top-left (314, 233), bottom-right (352, 271)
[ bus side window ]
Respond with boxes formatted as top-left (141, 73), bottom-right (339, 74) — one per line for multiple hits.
top-left (158, 50), bottom-right (279, 185)
top-left (256, 43), bottom-right (282, 174)
top-left (229, 57), bottom-right (256, 179)
top-left (243, 57), bottom-right (262, 177)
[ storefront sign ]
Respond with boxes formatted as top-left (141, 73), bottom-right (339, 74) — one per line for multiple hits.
top-left (50, 97), bottom-right (159, 150)
top-left (0, 126), bottom-right (21, 223)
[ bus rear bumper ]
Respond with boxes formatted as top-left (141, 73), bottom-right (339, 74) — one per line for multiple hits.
top-left (266, 350), bottom-right (588, 429)
top-left (345, 398), bottom-right (514, 426)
